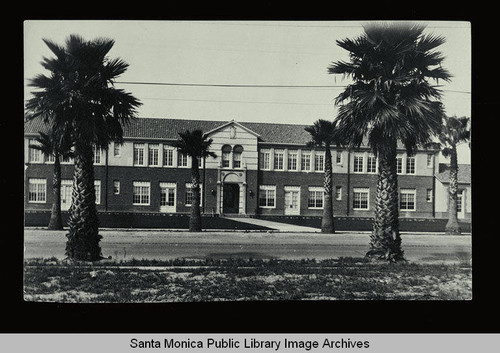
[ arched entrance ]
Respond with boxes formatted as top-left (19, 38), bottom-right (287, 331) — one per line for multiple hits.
top-left (223, 183), bottom-right (240, 214)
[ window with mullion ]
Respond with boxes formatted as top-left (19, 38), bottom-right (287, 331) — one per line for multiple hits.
top-left (308, 187), bottom-right (324, 209)
top-left (353, 154), bottom-right (364, 173)
top-left (399, 189), bottom-right (416, 210)
top-left (287, 151), bottom-right (298, 171)
top-left (353, 188), bottom-right (369, 210)
top-left (258, 185), bottom-right (276, 208)
top-left (314, 152), bottom-right (325, 172)
top-left (133, 181), bottom-right (150, 205)
top-left (148, 144), bottom-right (159, 166)
top-left (133, 143), bottom-right (145, 166)
top-left (406, 156), bottom-right (415, 174)
top-left (274, 150), bottom-right (284, 170)
top-left (367, 155), bottom-right (377, 173)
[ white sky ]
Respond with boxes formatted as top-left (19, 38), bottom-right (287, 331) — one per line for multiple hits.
top-left (23, 20), bottom-right (471, 163)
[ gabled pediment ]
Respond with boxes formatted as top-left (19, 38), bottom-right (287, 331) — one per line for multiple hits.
top-left (205, 120), bottom-right (261, 139)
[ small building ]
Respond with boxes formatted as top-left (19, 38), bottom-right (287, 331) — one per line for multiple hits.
top-left (435, 164), bottom-right (472, 220)
top-left (25, 117), bottom-right (457, 221)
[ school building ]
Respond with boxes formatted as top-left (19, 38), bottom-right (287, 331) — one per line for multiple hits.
top-left (24, 117), bottom-right (471, 222)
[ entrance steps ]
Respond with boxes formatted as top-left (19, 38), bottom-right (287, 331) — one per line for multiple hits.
top-left (220, 213), bottom-right (250, 218)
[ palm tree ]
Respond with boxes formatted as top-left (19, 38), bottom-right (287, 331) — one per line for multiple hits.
top-left (169, 130), bottom-right (217, 232)
top-left (305, 119), bottom-right (339, 233)
top-left (25, 35), bottom-right (141, 261)
top-left (328, 22), bottom-right (451, 262)
top-left (29, 129), bottom-right (74, 230)
top-left (429, 116), bottom-right (470, 234)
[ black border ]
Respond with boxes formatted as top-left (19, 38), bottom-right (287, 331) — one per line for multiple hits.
top-left (6, 9), bottom-right (498, 335)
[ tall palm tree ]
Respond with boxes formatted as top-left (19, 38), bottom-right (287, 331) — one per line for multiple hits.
top-left (169, 130), bottom-right (217, 232)
top-left (429, 116), bottom-right (470, 234)
top-left (305, 119), bottom-right (339, 233)
top-left (328, 22), bottom-right (451, 262)
top-left (29, 129), bottom-right (74, 230)
top-left (25, 35), bottom-right (141, 261)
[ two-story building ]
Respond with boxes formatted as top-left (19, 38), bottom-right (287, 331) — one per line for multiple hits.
top-left (25, 117), bottom-right (453, 220)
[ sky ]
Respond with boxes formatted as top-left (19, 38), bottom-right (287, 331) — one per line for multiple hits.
top-left (23, 20), bottom-right (471, 163)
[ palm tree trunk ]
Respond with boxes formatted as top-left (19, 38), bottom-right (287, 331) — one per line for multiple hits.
top-left (189, 157), bottom-right (202, 232)
top-left (445, 147), bottom-right (461, 234)
top-left (367, 143), bottom-right (405, 262)
top-left (48, 153), bottom-right (63, 230)
top-left (322, 146), bottom-right (335, 233)
top-left (65, 142), bottom-right (102, 261)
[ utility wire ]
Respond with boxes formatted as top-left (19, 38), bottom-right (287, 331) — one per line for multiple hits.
top-left (116, 81), bottom-right (345, 88)
top-left (115, 80), bottom-right (471, 93)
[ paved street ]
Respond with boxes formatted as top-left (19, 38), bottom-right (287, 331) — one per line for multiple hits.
top-left (24, 228), bottom-right (472, 264)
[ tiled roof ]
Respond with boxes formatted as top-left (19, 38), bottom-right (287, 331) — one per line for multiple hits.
top-left (25, 117), bottom-right (313, 144)
top-left (24, 116), bottom-right (442, 148)
top-left (436, 164), bottom-right (471, 184)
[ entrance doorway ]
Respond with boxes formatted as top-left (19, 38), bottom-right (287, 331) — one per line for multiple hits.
top-left (159, 182), bottom-right (176, 213)
top-left (223, 183), bottom-right (240, 214)
top-left (284, 186), bottom-right (300, 215)
top-left (457, 190), bottom-right (464, 219)
top-left (60, 179), bottom-right (72, 211)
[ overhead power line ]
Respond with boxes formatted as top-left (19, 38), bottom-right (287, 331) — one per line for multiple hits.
top-left (116, 81), bottom-right (344, 89)
top-left (115, 80), bottom-right (471, 93)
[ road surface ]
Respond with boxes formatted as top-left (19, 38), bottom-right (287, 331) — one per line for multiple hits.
top-left (24, 228), bottom-right (472, 264)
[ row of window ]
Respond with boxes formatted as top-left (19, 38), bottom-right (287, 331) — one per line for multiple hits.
top-left (260, 149), bottom-right (433, 174)
top-left (258, 185), bottom-right (430, 211)
top-left (28, 140), bottom-right (435, 175)
top-left (27, 178), bottom-right (201, 207)
top-left (28, 178), bottom-right (439, 212)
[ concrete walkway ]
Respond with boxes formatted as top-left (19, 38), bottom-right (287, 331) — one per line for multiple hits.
top-left (223, 216), bottom-right (321, 232)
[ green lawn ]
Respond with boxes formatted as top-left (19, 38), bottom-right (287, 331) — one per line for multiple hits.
top-left (24, 257), bottom-right (472, 302)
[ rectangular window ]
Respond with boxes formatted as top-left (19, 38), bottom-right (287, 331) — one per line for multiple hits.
top-left (233, 153), bottom-right (242, 168)
top-left (28, 178), bottom-right (46, 203)
top-left (148, 144), bottom-right (159, 166)
top-left (113, 180), bottom-right (120, 195)
top-left (258, 185), bottom-right (276, 208)
top-left (94, 180), bottom-right (101, 205)
top-left (400, 189), bottom-right (416, 210)
top-left (92, 146), bottom-right (101, 165)
top-left (274, 150), bottom-right (284, 170)
top-left (336, 151), bottom-right (342, 164)
top-left (396, 157), bottom-right (403, 174)
top-left (314, 152), bottom-right (325, 172)
top-left (177, 152), bottom-right (188, 167)
top-left (113, 143), bottom-right (121, 157)
top-left (427, 153), bottom-right (433, 168)
top-left (133, 181), bottom-right (150, 205)
top-left (260, 149), bottom-right (271, 170)
top-left (185, 183), bottom-right (202, 206)
top-left (335, 186), bottom-right (342, 201)
top-left (222, 152), bottom-right (231, 168)
top-left (163, 147), bottom-right (174, 166)
top-left (406, 156), bottom-right (415, 174)
top-left (367, 155), bottom-right (377, 173)
top-left (426, 189), bottom-right (433, 202)
top-left (45, 153), bottom-right (55, 163)
top-left (353, 188), bottom-right (369, 210)
top-left (28, 139), bottom-right (42, 163)
top-left (301, 151), bottom-right (311, 171)
top-left (133, 143), bottom-right (145, 166)
top-left (287, 150), bottom-right (298, 171)
top-left (308, 187), bottom-right (324, 209)
top-left (456, 190), bottom-right (464, 213)
top-left (353, 154), bottom-right (364, 173)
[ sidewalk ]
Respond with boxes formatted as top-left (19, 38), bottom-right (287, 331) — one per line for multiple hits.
top-left (223, 216), bottom-right (321, 232)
